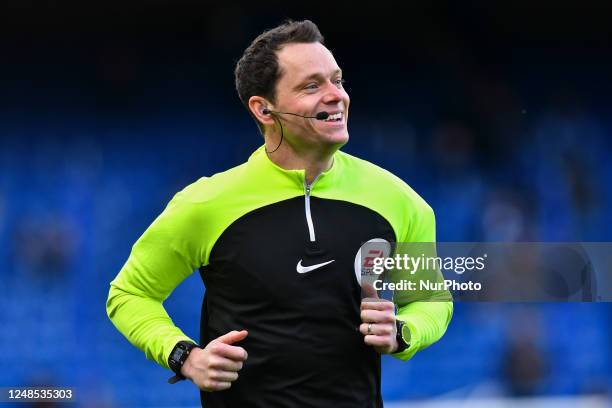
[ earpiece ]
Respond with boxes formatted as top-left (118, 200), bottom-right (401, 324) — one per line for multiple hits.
top-left (262, 108), bottom-right (270, 115)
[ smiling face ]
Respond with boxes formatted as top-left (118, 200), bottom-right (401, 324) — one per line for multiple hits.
top-left (270, 42), bottom-right (350, 151)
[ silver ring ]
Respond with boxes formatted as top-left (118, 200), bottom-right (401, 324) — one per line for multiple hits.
top-left (367, 323), bottom-right (373, 334)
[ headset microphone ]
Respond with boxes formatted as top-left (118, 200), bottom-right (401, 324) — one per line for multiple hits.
top-left (261, 108), bottom-right (333, 154)
top-left (262, 108), bottom-right (329, 121)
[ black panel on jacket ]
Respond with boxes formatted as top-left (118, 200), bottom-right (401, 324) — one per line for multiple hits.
top-left (198, 196), bottom-right (395, 408)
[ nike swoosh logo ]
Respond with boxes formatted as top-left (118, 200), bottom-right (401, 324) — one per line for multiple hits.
top-left (296, 259), bottom-right (335, 274)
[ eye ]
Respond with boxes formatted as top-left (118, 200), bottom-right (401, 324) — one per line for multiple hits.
top-left (334, 78), bottom-right (346, 87)
top-left (304, 83), bottom-right (319, 91)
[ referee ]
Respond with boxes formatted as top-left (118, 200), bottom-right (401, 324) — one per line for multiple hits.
top-left (106, 20), bottom-right (453, 407)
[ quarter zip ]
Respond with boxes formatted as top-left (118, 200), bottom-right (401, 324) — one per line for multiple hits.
top-left (304, 176), bottom-right (321, 242)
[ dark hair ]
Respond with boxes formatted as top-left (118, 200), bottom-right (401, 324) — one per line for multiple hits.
top-left (234, 20), bottom-right (324, 132)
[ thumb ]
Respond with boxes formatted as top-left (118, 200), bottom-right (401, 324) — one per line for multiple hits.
top-left (362, 283), bottom-right (380, 300)
top-left (216, 330), bottom-right (248, 345)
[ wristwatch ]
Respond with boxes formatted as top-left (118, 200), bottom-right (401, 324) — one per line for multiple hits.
top-left (167, 341), bottom-right (198, 384)
top-left (394, 320), bottom-right (411, 353)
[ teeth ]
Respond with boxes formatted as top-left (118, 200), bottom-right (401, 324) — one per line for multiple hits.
top-left (325, 112), bottom-right (342, 121)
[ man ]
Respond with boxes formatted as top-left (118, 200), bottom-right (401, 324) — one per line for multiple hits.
top-left (107, 20), bottom-right (453, 407)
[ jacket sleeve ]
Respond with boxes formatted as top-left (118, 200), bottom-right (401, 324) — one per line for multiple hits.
top-left (106, 191), bottom-right (204, 369)
top-left (391, 202), bottom-right (454, 361)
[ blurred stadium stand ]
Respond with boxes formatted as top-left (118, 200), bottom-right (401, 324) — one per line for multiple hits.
top-left (0, 1), bottom-right (611, 406)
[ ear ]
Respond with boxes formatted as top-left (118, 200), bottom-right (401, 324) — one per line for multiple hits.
top-left (248, 96), bottom-right (276, 127)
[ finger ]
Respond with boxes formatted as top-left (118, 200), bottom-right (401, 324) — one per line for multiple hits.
top-left (361, 283), bottom-right (379, 299)
top-left (209, 369), bottom-right (239, 382)
top-left (364, 334), bottom-right (393, 347)
top-left (209, 356), bottom-right (244, 372)
top-left (360, 309), bottom-right (396, 323)
top-left (202, 380), bottom-right (232, 392)
top-left (361, 299), bottom-right (395, 311)
top-left (212, 343), bottom-right (249, 361)
top-left (215, 330), bottom-right (248, 345)
top-left (359, 323), bottom-right (394, 336)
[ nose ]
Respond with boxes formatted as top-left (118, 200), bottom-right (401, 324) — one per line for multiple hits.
top-left (321, 80), bottom-right (346, 104)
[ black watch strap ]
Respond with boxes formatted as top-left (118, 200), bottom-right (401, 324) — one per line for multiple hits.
top-left (394, 320), bottom-right (410, 353)
top-left (167, 341), bottom-right (198, 384)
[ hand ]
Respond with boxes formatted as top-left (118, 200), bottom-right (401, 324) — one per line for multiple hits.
top-left (181, 330), bottom-right (248, 392)
top-left (359, 284), bottom-right (398, 354)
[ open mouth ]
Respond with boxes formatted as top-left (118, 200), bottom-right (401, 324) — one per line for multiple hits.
top-left (323, 112), bottom-right (343, 122)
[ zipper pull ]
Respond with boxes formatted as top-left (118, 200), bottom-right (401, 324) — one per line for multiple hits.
top-left (304, 180), bottom-right (311, 195)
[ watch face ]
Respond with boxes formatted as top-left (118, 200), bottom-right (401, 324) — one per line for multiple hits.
top-left (401, 323), bottom-right (411, 345)
top-left (170, 343), bottom-right (191, 366)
